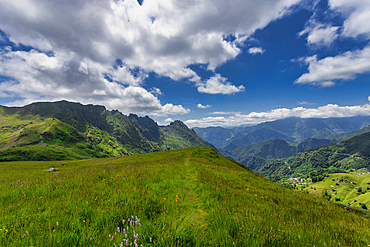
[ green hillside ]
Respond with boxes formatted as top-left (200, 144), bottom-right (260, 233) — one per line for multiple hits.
top-left (303, 172), bottom-right (370, 212)
top-left (1, 147), bottom-right (369, 246)
top-left (232, 138), bottom-right (332, 171)
top-left (259, 132), bottom-right (370, 182)
top-left (0, 101), bottom-right (214, 161)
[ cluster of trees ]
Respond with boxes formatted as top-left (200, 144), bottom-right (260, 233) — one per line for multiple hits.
top-left (310, 170), bottom-right (329, 183)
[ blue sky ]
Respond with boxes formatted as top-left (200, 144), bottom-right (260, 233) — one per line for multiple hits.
top-left (0, 0), bottom-right (370, 128)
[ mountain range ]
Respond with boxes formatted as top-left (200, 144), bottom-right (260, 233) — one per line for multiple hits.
top-left (0, 100), bottom-right (214, 161)
top-left (194, 116), bottom-right (370, 151)
top-left (194, 117), bottom-right (370, 170)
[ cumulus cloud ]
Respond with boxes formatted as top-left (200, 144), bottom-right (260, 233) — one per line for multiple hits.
top-left (196, 74), bottom-right (245, 94)
top-left (0, 48), bottom-right (189, 116)
top-left (329, 0), bottom-right (370, 39)
top-left (296, 1), bottom-right (370, 86)
top-left (150, 87), bottom-right (163, 96)
top-left (185, 104), bottom-right (370, 128)
top-left (248, 47), bottom-right (265, 55)
top-left (295, 46), bottom-right (370, 86)
top-left (0, 0), bottom-right (301, 111)
top-left (197, 103), bottom-right (212, 109)
top-left (150, 103), bottom-right (190, 117)
top-left (300, 24), bottom-right (339, 46)
top-left (164, 118), bottom-right (174, 123)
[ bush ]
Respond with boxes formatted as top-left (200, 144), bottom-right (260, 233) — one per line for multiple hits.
top-left (359, 203), bottom-right (368, 209)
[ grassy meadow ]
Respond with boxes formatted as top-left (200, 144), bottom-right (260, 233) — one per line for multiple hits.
top-left (1, 147), bottom-right (370, 246)
top-left (303, 171), bottom-right (370, 217)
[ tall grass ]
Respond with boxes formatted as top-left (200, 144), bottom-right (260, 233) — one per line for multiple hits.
top-left (1, 147), bottom-right (369, 246)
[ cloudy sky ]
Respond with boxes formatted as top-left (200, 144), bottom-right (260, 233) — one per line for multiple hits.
top-left (0, 0), bottom-right (370, 128)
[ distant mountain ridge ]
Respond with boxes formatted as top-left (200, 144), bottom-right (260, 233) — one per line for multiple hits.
top-left (194, 116), bottom-right (370, 171)
top-left (0, 100), bottom-right (215, 161)
top-left (231, 138), bottom-right (333, 171)
top-left (194, 116), bottom-right (370, 151)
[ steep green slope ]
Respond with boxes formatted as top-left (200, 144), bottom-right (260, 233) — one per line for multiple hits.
top-left (104, 110), bottom-right (158, 153)
top-left (1, 147), bottom-right (369, 246)
top-left (128, 114), bottom-right (162, 143)
top-left (159, 121), bottom-right (215, 150)
top-left (232, 138), bottom-right (332, 171)
top-left (0, 117), bottom-right (128, 161)
top-left (0, 101), bottom-right (215, 161)
top-left (259, 132), bottom-right (370, 182)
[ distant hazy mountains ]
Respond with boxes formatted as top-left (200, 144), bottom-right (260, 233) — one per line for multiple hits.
top-left (194, 117), bottom-right (370, 170)
top-left (194, 117), bottom-right (370, 150)
top-left (0, 100), bottom-right (214, 161)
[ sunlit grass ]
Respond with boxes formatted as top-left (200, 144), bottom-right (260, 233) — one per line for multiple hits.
top-left (1, 147), bottom-right (370, 246)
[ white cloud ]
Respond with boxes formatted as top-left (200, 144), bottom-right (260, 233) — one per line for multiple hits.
top-left (211, 111), bottom-right (241, 115)
top-left (109, 66), bottom-right (147, 86)
top-left (164, 118), bottom-right (174, 122)
top-left (300, 1), bottom-right (370, 47)
top-left (300, 24), bottom-right (339, 46)
top-left (196, 74), bottom-right (245, 94)
top-left (150, 87), bottom-right (163, 96)
top-left (0, 49), bottom-right (188, 116)
top-left (329, 0), bottom-right (370, 39)
top-left (0, 0), bottom-right (302, 108)
top-left (296, 1), bottom-right (370, 86)
top-left (197, 103), bottom-right (212, 109)
top-left (150, 103), bottom-right (190, 117)
top-left (248, 47), bottom-right (265, 54)
top-left (298, 101), bottom-right (316, 105)
top-left (185, 104), bottom-right (370, 128)
top-left (295, 46), bottom-right (370, 86)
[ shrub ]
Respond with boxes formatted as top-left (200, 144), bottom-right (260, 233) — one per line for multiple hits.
top-left (359, 203), bottom-right (368, 209)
